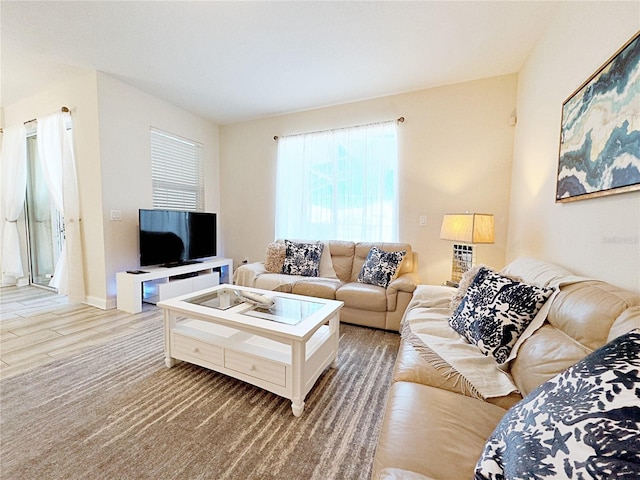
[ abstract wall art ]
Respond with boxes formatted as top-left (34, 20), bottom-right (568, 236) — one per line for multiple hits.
top-left (557, 31), bottom-right (640, 203)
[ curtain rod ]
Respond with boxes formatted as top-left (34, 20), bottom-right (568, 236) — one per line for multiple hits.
top-left (0, 106), bottom-right (70, 134)
top-left (23, 106), bottom-right (70, 126)
top-left (273, 116), bottom-right (405, 141)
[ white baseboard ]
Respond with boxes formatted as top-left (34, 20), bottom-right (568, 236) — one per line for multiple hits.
top-left (105, 296), bottom-right (117, 310)
top-left (84, 295), bottom-right (116, 310)
top-left (1, 276), bottom-right (29, 287)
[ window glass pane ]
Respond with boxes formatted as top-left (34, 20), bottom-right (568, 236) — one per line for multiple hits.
top-left (25, 133), bottom-right (64, 288)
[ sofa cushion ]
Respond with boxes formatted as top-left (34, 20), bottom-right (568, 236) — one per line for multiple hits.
top-left (325, 241), bottom-right (356, 283)
top-left (609, 306), bottom-right (640, 343)
top-left (506, 262), bottom-right (640, 396)
top-left (282, 240), bottom-right (323, 277)
top-left (264, 242), bottom-right (286, 273)
top-left (357, 246), bottom-right (406, 288)
top-left (476, 329), bottom-right (640, 479)
top-left (253, 273), bottom-right (304, 293)
top-left (291, 278), bottom-right (341, 299)
top-left (372, 381), bottom-right (507, 480)
top-left (402, 284), bottom-right (519, 399)
top-left (500, 257), bottom-right (575, 288)
top-left (336, 282), bottom-right (387, 312)
top-left (448, 267), bottom-right (555, 364)
top-left (509, 324), bottom-right (591, 397)
top-left (548, 280), bottom-right (640, 351)
top-left (393, 339), bottom-right (522, 411)
top-left (318, 241), bottom-right (338, 279)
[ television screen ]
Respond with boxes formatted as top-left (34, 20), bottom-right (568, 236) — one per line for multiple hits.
top-left (139, 209), bottom-right (217, 267)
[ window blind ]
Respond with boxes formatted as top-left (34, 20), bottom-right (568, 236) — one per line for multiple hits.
top-left (150, 128), bottom-right (204, 211)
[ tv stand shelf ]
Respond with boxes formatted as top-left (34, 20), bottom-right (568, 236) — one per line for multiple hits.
top-left (116, 257), bottom-right (233, 313)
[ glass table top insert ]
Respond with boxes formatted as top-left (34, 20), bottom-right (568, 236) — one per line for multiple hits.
top-left (185, 288), bottom-right (324, 326)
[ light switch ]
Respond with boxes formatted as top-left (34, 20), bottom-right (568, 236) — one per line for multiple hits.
top-left (110, 210), bottom-right (122, 221)
top-left (419, 215), bottom-right (427, 226)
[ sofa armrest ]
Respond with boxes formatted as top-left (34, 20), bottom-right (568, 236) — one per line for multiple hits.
top-left (386, 272), bottom-right (420, 312)
top-left (388, 272), bottom-right (420, 294)
top-left (233, 262), bottom-right (267, 287)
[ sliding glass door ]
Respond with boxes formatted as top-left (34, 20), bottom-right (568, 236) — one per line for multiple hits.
top-left (25, 134), bottom-right (63, 289)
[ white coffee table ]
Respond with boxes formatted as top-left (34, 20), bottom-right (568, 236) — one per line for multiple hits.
top-left (158, 284), bottom-right (343, 416)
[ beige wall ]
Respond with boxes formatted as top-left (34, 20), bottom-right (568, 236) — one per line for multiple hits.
top-left (8, 1), bottom-right (636, 304)
top-left (2, 72), bottom-right (104, 299)
top-left (508, 2), bottom-right (640, 293)
top-left (220, 74), bottom-right (518, 285)
top-left (96, 73), bottom-right (220, 307)
top-left (1, 72), bottom-right (220, 308)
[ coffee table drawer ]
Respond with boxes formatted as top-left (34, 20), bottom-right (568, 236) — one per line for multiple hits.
top-left (225, 350), bottom-right (286, 387)
top-left (172, 333), bottom-right (224, 367)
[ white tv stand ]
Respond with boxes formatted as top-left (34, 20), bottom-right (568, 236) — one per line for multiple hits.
top-left (116, 257), bottom-right (233, 313)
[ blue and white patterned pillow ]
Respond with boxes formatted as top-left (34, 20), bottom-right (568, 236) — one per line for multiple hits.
top-left (281, 240), bottom-right (324, 277)
top-left (449, 267), bottom-right (554, 364)
top-left (357, 247), bottom-right (406, 288)
top-left (475, 329), bottom-right (640, 479)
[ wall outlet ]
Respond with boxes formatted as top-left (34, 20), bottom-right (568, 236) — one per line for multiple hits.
top-left (110, 209), bottom-right (122, 221)
top-left (419, 215), bottom-right (427, 226)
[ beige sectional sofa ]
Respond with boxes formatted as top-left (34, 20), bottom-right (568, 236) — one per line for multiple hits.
top-left (372, 257), bottom-right (640, 479)
top-left (233, 240), bottom-right (419, 331)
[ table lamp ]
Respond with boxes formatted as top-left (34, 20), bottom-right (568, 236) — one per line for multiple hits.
top-left (440, 213), bottom-right (494, 287)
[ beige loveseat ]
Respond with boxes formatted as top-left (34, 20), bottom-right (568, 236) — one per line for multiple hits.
top-left (372, 257), bottom-right (640, 479)
top-left (233, 240), bottom-right (419, 331)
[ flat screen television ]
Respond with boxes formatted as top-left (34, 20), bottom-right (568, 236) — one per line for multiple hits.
top-left (139, 209), bottom-right (217, 267)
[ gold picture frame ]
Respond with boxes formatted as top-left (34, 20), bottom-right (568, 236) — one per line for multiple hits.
top-left (556, 31), bottom-right (640, 203)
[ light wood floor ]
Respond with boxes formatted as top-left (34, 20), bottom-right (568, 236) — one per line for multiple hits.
top-left (0, 285), bottom-right (162, 380)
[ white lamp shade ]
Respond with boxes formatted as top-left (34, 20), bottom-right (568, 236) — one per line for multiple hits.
top-left (440, 213), bottom-right (495, 244)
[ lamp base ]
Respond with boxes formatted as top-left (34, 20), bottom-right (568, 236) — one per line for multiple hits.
top-left (451, 243), bottom-right (475, 283)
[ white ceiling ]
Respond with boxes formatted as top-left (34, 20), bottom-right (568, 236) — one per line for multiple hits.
top-left (1, 1), bottom-right (561, 125)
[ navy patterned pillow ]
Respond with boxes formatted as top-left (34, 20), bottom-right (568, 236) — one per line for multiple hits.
top-left (357, 247), bottom-right (406, 288)
top-left (281, 240), bottom-right (324, 277)
top-left (475, 329), bottom-right (640, 479)
top-left (449, 267), bottom-right (554, 363)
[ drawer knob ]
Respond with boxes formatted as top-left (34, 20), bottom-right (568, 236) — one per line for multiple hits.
top-left (193, 347), bottom-right (199, 353)
top-left (249, 364), bottom-right (255, 371)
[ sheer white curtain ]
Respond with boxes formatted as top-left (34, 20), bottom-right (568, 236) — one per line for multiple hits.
top-left (275, 121), bottom-right (398, 242)
top-left (37, 111), bottom-right (85, 302)
top-left (1, 125), bottom-right (27, 281)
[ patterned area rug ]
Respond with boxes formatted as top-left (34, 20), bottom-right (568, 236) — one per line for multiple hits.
top-left (0, 319), bottom-right (399, 480)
